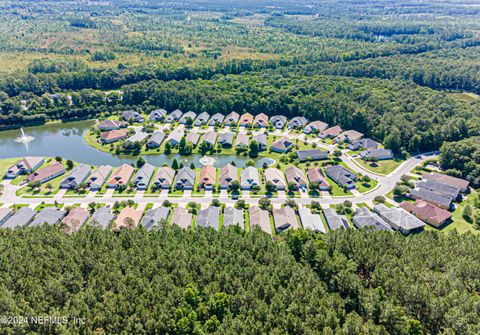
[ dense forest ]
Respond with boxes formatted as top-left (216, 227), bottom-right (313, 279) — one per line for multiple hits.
top-left (0, 225), bottom-right (479, 334)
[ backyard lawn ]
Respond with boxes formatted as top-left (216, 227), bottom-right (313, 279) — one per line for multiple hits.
top-left (354, 158), bottom-right (404, 175)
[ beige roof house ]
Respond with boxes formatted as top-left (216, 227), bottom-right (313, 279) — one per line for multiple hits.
top-left (224, 111), bottom-right (240, 125)
top-left (153, 166), bottom-right (176, 189)
top-left (107, 164), bottom-right (134, 188)
top-left (6, 156), bottom-right (44, 178)
top-left (235, 133), bottom-right (250, 148)
top-left (248, 206), bottom-right (271, 234)
top-left (239, 113), bottom-right (254, 126)
top-left (62, 207), bottom-right (90, 233)
top-left (219, 164), bottom-right (238, 189)
top-left (199, 165), bottom-right (216, 189)
top-left (253, 113), bottom-right (269, 128)
top-left (114, 206), bottom-right (143, 230)
top-left (265, 167), bottom-right (287, 190)
top-left (273, 207), bottom-right (299, 232)
top-left (307, 168), bottom-right (329, 190)
top-left (171, 207), bottom-right (193, 228)
top-left (285, 166), bottom-right (308, 189)
top-left (87, 165), bottom-right (112, 190)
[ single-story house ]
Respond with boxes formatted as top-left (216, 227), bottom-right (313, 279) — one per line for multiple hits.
top-left (179, 111), bottom-right (197, 124)
top-left (335, 129), bottom-right (363, 143)
top-left (186, 132), bottom-right (200, 146)
top-left (223, 206), bottom-right (244, 229)
top-left (347, 138), bottom-right (379, 151)
top-left (325, 165), bottom-right (356, 189)
top-left (87, 165), bottom-right (112, 190)
top-left (132, 163), bottom-right (155, 190)
top-left (285, 166), bottom-right (308, 190)
top-left (0, 208), bottom-right (13, 226)
top-left (252, 133), bottom-right (268, 151)
top-left (265, 167), bottom-right (287, 190)
top-left (97, 119), bottom-right (123, 131)
top-left (240, 166), bottom-right (260, 190)
top-left (100, 128), bottom-right (129, 144)
top-left (270, 115), bottom-right (287, 129)
top-left (114, 206), bottom-right (143, 230)
top-left (27, 162), bottom-right (66, 184)
top-left (6, 156), bottom-right (44, 178)
top-left (407, 187), bottom-right (453, 210)
top-left (271, 137), bottom-right (293, 153)
top-left (201, 131), bottom-right (217, 147)
top-left (196, 206), bottom-right (220, 230)
top-left (416, 179), bottom-right (461, 200)
top-left (60, 164), bottom-right (92, 189)
top-left (288, 116), bottom-right (308, 129)
top-left (400, 200), bottom-right (452, 228)
top-left (360, 148), bottom-right (394, 161)
top-left (307, 168), bottom-right (330, 190)
top-left (304, 121), bottom-right (328, 134)
top-left (219, 164), bottom-right (238, 189)
top-left (199, 165), bottom-right (216, 190)
top-left (149, 109), bottom-right (167, 121)
top-left (194, 112), bottom-right (210, 126)
top-left (142, 206), bottom-right (170, 230)
top-left (153, 166), bottom-right (176, 189)
top-left (167, 129), bottom-right (185, 146)
top-left (165, 109), bottom-right (183, 123)
top-left (171, 207), bottom-right (193, 229)
top-left (296, 149), bottom-right (328, 162)
top-left (218, 132), bottom-right (234, 148)
top-left (319, 125), bottom-right (342, 139)
top-left (209, 113), bottom-right (225, 126)
top-left (299, 208), bottom-right (325, 233)
top-left (125, 132), bottom-right (149, 144)
top-left (2, 207), bottom-right (36, 229)
top-left (122, 110), bottom-right (144, 123)
top-left (373, 204), bottom-right (425, 235)
top-left (89, 207), bottom-right (115, 229)
top-left (235, 133), bottom-right (250, 149)
top-left (147, 131), bottom-right (166, 148)
top-left (175, 167), bottom-right (196, 190)
top-left (352, 207), bottom-right (392, 231)
top-left (30, 207), bottom-right (67, 227)
top-left (62, 207), bottom-right (90, 232)
top-left (253, 113), bottom-right (269, 128)
top-left (107, 163), bottom-right (134, 189)
top-left (273, 207), bottom-right (299, 232)
top-left (323, 208), bottom-right (349, 231)
top-left (224, 111), bottom-right (240, 126)
top-left (422, 172), bottom-right (469, 193)
top-left (249, 206), bottom-right (271, 234)
top-left (239, 113), bottom-right (254, 127)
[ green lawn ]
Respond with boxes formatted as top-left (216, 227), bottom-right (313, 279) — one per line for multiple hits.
top-left (354, 158), bottom-right (404, 175)
top-left (0, 158), bottom-right (20, 178)
top-left (443, 191), bottom-right (479, 234)
top-left (356, 179), bottom-right (378, 193)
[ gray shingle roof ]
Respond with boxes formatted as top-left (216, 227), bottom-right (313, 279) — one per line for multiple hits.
top-left (299, 208), bottom-right (325, 233)
top-left (359, 148), bottom-right (393, 160)
top-left (296, 149), bottom-right (328, 162)
top-left (288, 116), bottom-right (308, 129)
top-left (218, 132), bottom-right (234, 147)
top-left (352, 207), bottom-right (392, 231)
top-left (175, 167), bottom-right (196, 189)
top-left (89, 207), bottom-right (115, 229)
top-left (240, 166), bottom-right (259, 189)
top-left (416, 179), bottom-right (460, 199)
top-left (147, 131), bottom-right (166, 147)
top-left (209, 113), bottom-right (225, 125)
top-left (323, 208), bottom-right (349, 231)
top-left (325, 165), bottom-right (356, 188)
top-left (373, 204), bottom-right (425, 234)
top-left (196, 207), bottom-right (220, 230)
top-left (142, 207), bottom-right (170, 230)
top-left (2, 207), bottom-right (35, 228)
top-left (194, 112), bottom-right (210, 126)
top-left (132, 163), bottom-right (155, 189)
top-left (60, 164), bottom-right (91, 189)
top-left (30, 207), bottom-right (66, 227)
top-left (408, 187), bottom-right (453, 209)
top-left (223, 207), bottom-right (244, 228)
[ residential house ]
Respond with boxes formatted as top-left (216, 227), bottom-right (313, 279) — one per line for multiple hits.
top-left (149, 109), bottom-right (167, 121)
top-left (407, 187), bottom-right (453, 210)
top-left (239, 113), bottom-right (254, 127)
top-left (179, 111), bottom-right (197, 124)
top-left (249, 206), bottom-right (271, 234)
top-left (122, 110), bottom-right (144, 123)
top-left (97, 119), bottom-right (122, 131)
top-left (114, 207), bottom-right (143, 230)
top-left (335, 129), bottom-right (363, 143)
top-left (199, 165), bottom-right (216, 190)
top-left (273, 207), bottom-right (299, 232)
top-left (209, 113), bottom-right (225, 126)
top-left (60, 164), bottom-right (92, 189)
top-left (147, 131), bottom-right (166, 148)
top-left (265, 167), bottom-right (287, 190)
top-left (422, 172), bottom-right (469, 193)
top-left (299, 208), bottom-right (325, 233)
top-left (271, 137), bottom-right (293, 153)
top-left (323, 208), bottom-right (349, 230)
top-left (175, 167), bottom-right (196, 190)
top-left (167, 129), bottom-right (184, 146)
top-left (153, 167), bottom-right (176, 189)
top-left (62, 207), bottom-right (89, 233)
top-left (285, 166), bottom-right (308, 190)
top-left (30, 207), bottom-right (67, 227)
top-left (416, 179), bottom-right (461, 200)
top-left (132, 163), bottom-right (155, 190)
top-left (319, 125), bottom-right (342, 139)
top-left (6, 156), bottom-right (44, 178)
top-left (165, 109), bottom-right (183, 123)
top-left (253, 113), bottom-right (269, 128)
top-left (196, 206), bottom-right (220, 230)
top-left (219, 164), bottom-right (238, 189)
top-left (347, 138), bottom-right (379, 151)
top-left (296, 149), bottom-right (328, 162)
top-left (252, 133), bottom-right (267, 151)
top-left (304, 121), bottom-right (328, 134)
top-left (325, 165), bottom-right (356, 189)
top-left (87, 165), bottom-right (112, 190)
top-left (0, 208), bottom-right (13, 226)
top-left (27, 162), bottom-right (66, 184)
top-left (373, 204), bottom-right (425, 235)
top-left (224, 111), bottom-right (240, 126)
top-left (307, 168), bottom-right (330, 190)
top-left (201, 131), bottom-right (217, 147)
top-left (240, 166), bottom-right (260, 190)
top-left (352, 207), bottom-right (392, 231)
top-left (186, 132), bottom-right (200, 146)
top-left (400, 201), bottom-right (452, 228)
top-left (2, 207), bottom-right (36, 229)
top-left (288, 116), bottom-right (308, 129)
top-left (270, 115), bottom-right (287, 129)
top-left (224, 207), bottom-right (244, 229)
top-left (100, 128), bottom-right (129, 144)
top-left (194, 112), bottom-right (210, 126)
top-left (107, 164), bottom-right (134, 189)
top-left (125, 132), bottom-right (149, 144)
top-left (235, 133), bottom-right (250, 149)
top-left (218, 132), bottom-right (234, 148)
top-left (360, 148), bottom-right (394, 161)
top-left (142, 207), bottom-right (170, 230)
top-left (89, 207), bottom-right (115, 229)
top-left (171, 207), bottom-right (193, 228)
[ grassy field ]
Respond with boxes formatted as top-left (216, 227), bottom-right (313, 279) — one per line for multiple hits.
top-left (0, 158), bottom-right (19, 178)
top-left (353, 158), bottom-right (404, 175)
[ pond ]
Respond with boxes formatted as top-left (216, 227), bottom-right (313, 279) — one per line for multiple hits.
top-left (0, 121), bottom-right (275, 168)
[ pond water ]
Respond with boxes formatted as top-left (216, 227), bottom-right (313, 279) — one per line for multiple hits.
top-left (0, 121), bottom-right (275, 168)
